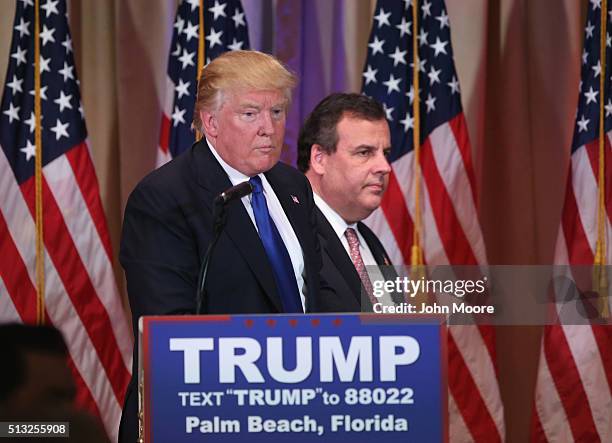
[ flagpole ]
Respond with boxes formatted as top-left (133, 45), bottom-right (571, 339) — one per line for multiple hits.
top-left (595, 0), bottom-right (609, 318)
top-left (34, 0), bottom-right (45, 325)
top-left (196, 0), bottom-right (206, 141)
top-left (411, 0), bottom-right (424, 267)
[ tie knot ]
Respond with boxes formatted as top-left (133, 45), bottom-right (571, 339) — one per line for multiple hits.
top-left (345, 227), bottom-right (360, 248)
top-left (249, 176), bottom-right (263, 194)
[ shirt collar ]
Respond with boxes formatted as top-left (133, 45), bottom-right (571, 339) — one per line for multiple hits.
top-left (313, 192), bottom-right (359, 242)
top-left (206, 137), bottom-right (254, 186)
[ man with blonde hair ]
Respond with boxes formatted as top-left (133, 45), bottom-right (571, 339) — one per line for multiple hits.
top-left (119, 50), bottom-right (333, 442)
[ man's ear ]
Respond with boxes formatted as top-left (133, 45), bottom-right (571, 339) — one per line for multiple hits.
top-left (200, 110), bottom-right (218, 138)
top-left (309, 144), bottom-right (327, 175)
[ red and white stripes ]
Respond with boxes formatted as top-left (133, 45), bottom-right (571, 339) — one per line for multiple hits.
top-left (532, 140), bottom-right (612, 443)
top-left (157, 76), bottom-right (175, 168)
top-left (365, 114), bottom-right (505, 442)
top-left (0, 143), bottom-right (132, 442)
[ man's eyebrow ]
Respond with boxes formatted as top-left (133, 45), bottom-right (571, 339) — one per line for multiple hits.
top-left (350, 144), bottom-right (376, 151)
top-left (237, 102), bottom-right (262, 110)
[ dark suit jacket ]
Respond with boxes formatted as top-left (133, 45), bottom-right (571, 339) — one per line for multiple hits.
top-left (118, 140), bottom-right (332, 442)
top-left (314, 207), bottom-right (398, 312)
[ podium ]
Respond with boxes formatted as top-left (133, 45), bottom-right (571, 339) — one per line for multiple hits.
top-left (138, 314), bottom-right (447, 442)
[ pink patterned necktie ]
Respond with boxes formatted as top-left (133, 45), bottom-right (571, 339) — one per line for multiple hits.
top-left (345, 227), bottom-right (377, 305)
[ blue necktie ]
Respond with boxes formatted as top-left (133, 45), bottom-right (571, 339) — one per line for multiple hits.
top-left (249, 176), bottom-right (303, 313)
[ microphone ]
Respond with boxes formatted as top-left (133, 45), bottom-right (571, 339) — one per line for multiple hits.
top-left (214, 181), bottom-right (253, 206)
top-left (196, 181), bottom-right (253, 314)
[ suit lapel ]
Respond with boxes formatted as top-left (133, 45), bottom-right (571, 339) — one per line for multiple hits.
top-left (316, 208), bottom-right (362, 302)
top-left (192, 142), bottom-right (282, 311)
top-left (358, 222), bottom-right (400, 301)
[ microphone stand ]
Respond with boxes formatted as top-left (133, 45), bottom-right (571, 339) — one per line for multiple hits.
top-left (195, 181), bottom-right (253, 314)
top-left (195, 198), bottom-right (227, 315)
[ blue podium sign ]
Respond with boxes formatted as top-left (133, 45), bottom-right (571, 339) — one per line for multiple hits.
top-left (140, 314), bottom-right (446, 442)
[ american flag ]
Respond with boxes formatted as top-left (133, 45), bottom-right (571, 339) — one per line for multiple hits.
top-left (0, 1), bottom-right (132, 440)
top-left (361, 0), bottom-right (504, 441)
top-left (157, 0), bottom-right (250, 167)
top-left (532, 2), bottom-right (612, 441)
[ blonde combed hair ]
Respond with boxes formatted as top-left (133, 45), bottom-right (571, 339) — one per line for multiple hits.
top-left (192, 50), bottom-right (297, 133)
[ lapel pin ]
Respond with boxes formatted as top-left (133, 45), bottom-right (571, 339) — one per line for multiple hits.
top-left (291, 195), bottom-right (300, 204)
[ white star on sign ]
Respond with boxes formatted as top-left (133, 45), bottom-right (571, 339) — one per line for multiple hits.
top-left (368, 36), bottom-right (385, 55)
top-left (41, 0), bottom-right (59, 17)
top-left (54, 91), bottom-right (72, 112)
top-left (232, 9), bottom-right (246, 27)
top-left (20, 0), bottom-right (34, 7)
top-left (591, 0), bottom-right (602, 10)
top-left (11, 46), bottom-right (27, 66)
top-left (428, 66), bottom-right (441, 85)
top-left (582, 49), bottom-right (588, 65)
top-left (58, 62), bottom-right (74, 82)
top-left (50, 118), bottom-right (69, 140)
top-left (425, 94), bottom-right (437, 113)
top-left (436, 11), bottom-right (450, 29)
top-left (175, 79), bottom-right (190, 99)
top-left (383, 74), bottom-right (401, 94)
top-left (206, 28), bottom-right (224, 48)
top-left (14, 18), bottom-right (30, 37)
top-left (388, 46), bottom-right (407, 67)
top-left (183, 21), bottom-right (199, 42)
top-left (172, 106), bottom-right (186, 127)
top-left (209, 0), bottom-right (227, 20)
top-left (227, 38), bottom-right (244, 51)
top-left (21, 140), bottom-right (36, 161)
top-left (584, 86), bottom-right (599, 104)
top-left (178, 49), bottom-right (195, 69)
top-left (362, 65), bottom-right (378, 85)
top-left (40, 25), bottom-right (56, 46)
top-left (374, 8), bottom-right (391, 28)
top-left (396, 16), bottom-right (411, 37)
top-left (592, 61), bottom-right (601, 78)
top-left (3, 102), bottom-right (20, 123)
top-left (422, 0), bottom-right (432, 17)
top-left (6, 75), bottom-right (23, 95)
top-left (431, 37), bottom-right (448, 57)
top-left (577, 115), bottom-right (589, 132)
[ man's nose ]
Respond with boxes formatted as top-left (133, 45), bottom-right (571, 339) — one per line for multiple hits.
top-left (258, 111), bottom-right (275, 136)
top-left (375, 150), bottom-right (392, 174)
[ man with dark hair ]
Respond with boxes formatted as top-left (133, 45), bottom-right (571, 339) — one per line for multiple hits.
top-left (0, 323), bottom-right (110, 442)
top-left (298, 93), bottom-right (395, 312)
top-left (0, 323), bottom-right (75, 418)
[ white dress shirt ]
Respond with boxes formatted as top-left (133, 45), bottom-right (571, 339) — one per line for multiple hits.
top-left (207, 140), bottom-right (306, 310)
